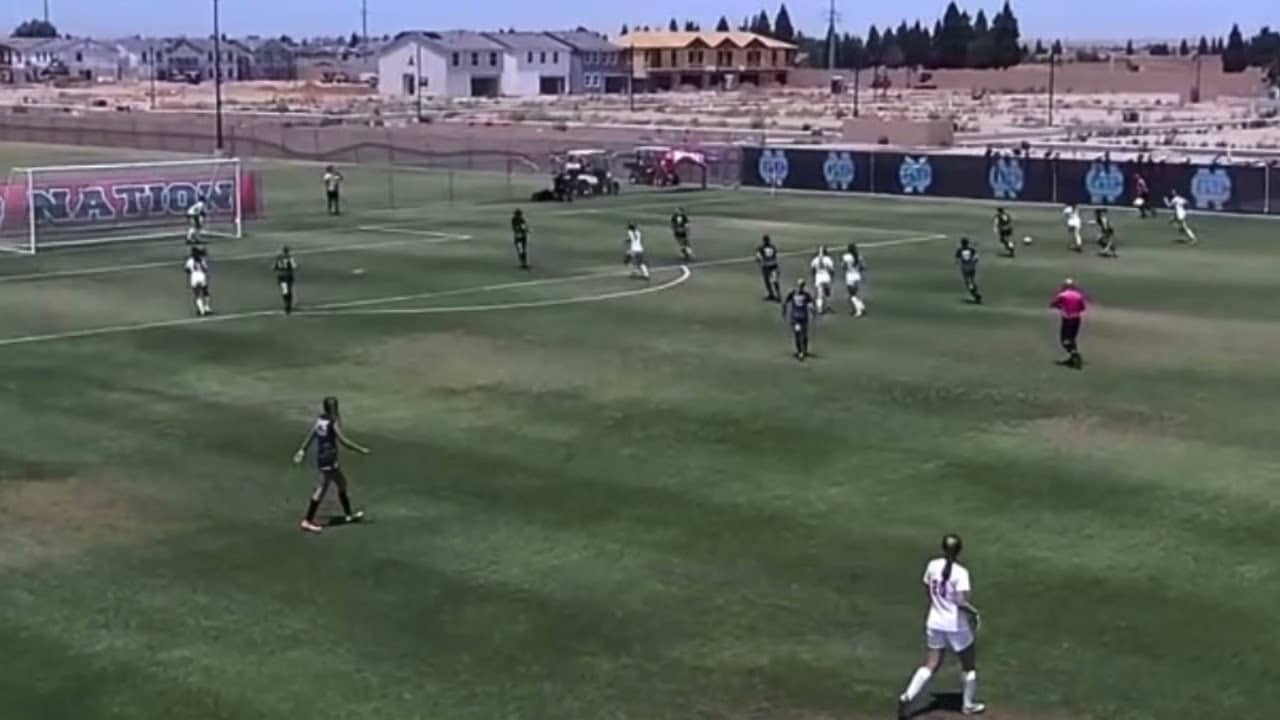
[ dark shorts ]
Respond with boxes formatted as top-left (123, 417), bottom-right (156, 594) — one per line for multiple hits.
top-left (326, 189), bottom-right (340, 200)
top-left (961, 268), bottom-right (977, 281)
top-left (1060, 317), bottom-right (1082, 342)
top-left (514, 236), bottom-right (527, 246)
top-left (674, 231), bottom-right (689, 243)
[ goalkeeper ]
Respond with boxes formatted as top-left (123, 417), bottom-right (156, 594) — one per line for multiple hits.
top-left (186, 195), bottom-right (208, 245)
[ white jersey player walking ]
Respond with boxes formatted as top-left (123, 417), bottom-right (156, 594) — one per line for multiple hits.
top-left (1168, 191), bottom-right (1198, 245)
top-left (898, 534), bottom-right (985, 718)
top-left (186, 196), bottom-right (208, 244)
top-left (809, 246), bottom-right (835, 314)
top-left (1063, 204), bottom-right (1083, 252)
top-left (841, 242), bottom-right (866, 317)
top-left (625, 223), bottom-right (650, 280)
top-left (183, 246), bottom-right (212, 317)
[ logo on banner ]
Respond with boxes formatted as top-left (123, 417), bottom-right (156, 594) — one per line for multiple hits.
top-left (1085, 162), bottom-right (1125, 204)
top-left (898, 156), bottom-right (933, 194)
top-left (988, 157), bottom-right (1025, 199)
top-left (1191, 167), bottom-right (1232, 210)
top-left (758, 149), bottom-right (790, 187)
top-left (823, 151), bottom-right (855, 191)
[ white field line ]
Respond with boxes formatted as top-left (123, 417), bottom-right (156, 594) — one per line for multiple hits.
top-left (0, 228), bottom-right (470, 284)
top-left (306, 266), bottom-right (692, 316)
top-left (553, 195), bottom-right (732, 216)
top-left (0, 231), bottom-right (945, 348)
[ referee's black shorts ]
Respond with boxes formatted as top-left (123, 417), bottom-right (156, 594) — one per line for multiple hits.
top-left (1060, 316), bottom-right (1082, 343)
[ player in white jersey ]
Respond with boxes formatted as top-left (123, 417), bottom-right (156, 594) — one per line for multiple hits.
top-left (1168, 191), bottom-right (1198, 245)
top-left (1063, 204), bottom-right (1083, 252)
top-left (809, 246), bottom-right (835, 314)
top-left (183, 245), bottom-right (212, 316)
top-left (624, 223), bottom-right (650, 280)
top-left (897, 534), bottom-right (986, 718)
top-left (186, 196), bottom-right (207, 244)
top-left (840, 242), bottom-right (866, 317)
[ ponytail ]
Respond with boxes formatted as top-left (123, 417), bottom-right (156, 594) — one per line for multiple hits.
top-left (940, 533), bottom-right (963, 584)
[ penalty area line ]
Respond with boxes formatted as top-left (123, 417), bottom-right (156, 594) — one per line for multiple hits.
top-left (303, 266), bottom-right (692, 317)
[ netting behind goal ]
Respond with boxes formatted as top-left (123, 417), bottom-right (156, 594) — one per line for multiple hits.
top-left (0, 158), bottom-right (252, 254)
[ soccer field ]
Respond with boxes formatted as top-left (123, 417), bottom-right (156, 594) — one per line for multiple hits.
top-left (1, 142), bottom-right (1278, 720)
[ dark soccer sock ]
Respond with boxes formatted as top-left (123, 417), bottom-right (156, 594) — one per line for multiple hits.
top-left (304, 498), bottom-right (320, 523)
top-left (338, 492), bottom-right (354, 516)
top-left (794, 331), bottom-right (804, 355)
top-left (284, 292), bottom-right (293, 313)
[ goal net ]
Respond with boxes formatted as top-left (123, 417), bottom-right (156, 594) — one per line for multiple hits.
top-left (0, 157), bottom-right (255, 254)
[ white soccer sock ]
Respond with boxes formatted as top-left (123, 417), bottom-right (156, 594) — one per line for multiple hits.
top-left (962, 670), bottom-right (978, 708)
top-left (640, 263), bottom-right (650, 279)
top-left (901, 666), bottom-right (933, 702)
top-left (852, 296), bottom-right (865, 316)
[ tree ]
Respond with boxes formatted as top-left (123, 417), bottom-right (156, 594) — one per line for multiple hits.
top-left (904, 21), bottom-right (931, 68)
top-left (752, 10), bottom-right (773, 37)
top-left (967, 10), bottom-right (995, 69)
top-left (1034, 38), bottom-right (1047, 56)
top-left (1125, 39), bottom-right (1135, 56)
top-left (1179, 39), bottom-right (1190, 56)
top-left (1223, 24), bottom-right (1248, 72)
top-left (866, 25), bottom-right (883, 66)
top-left (716, 16), bottom-right (730, 32)
top-left (1051, 39), bottom-right (1064, 57)
top-left (684, 21), bottom-right (700, 32)
top-left (348, 32), bottom-right (361, 48)
top-left (1148, 43), bottom-right (1171, 56)
top-left (1198, 36), bottom-right (1210, 55)
top-left (1246, 27), bottom-right (1280, 68)
top-left (935, 2), bottom-right (972, 68)
top-left (620, 24), bottom-right (629, 35)
top-left (774, 3), bottom-right (796, 42)
top-left (988, 1), bottom-right (1022, 68)
top-left (12, 18), bottom-right (58, 38)
top-left (668, 18), bottom-right (679, 32)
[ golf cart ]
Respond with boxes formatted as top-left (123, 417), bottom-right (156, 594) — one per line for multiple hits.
top-left (551, 149), bottom-right (621, 200)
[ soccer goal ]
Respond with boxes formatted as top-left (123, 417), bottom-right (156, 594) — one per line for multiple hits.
top-left (0, 157), bottom-right (250, 254)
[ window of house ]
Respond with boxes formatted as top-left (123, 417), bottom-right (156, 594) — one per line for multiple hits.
top-left (451, 52), bottom-right (459, 66)
top-left (489, 52), bottom-right (497, 66)
top-left (141, 51), bottom-right (148, 62)
top-left (670, 50), bottom-right (677, 66)
top-left (208, 52), bottom-right (213, 61)
top-left (408, 55), bottom-right (414, 66)
top-left (771, 50), bottom-right (778, 65)
top-left (540, 51), bottom-right (546, 63)
top-left (553, 52), bottom-right (559, 63)
top-left (75, 52), bottom-right (83, 62)
top-left (527, 51), bottom-right (533, 63)
top-left (156, 52), bottom-right (163, 62)
top-left (471, 52), bottom-right (478, 66)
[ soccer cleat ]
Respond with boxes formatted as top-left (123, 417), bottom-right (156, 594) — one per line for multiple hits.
top-left (962, 702), bottom-right (987, 715)
top-left (345, 511), bottom-right (365, 524)
top-left (299, 520), bottom-right (323, 533)
top-left (897, 695), bottom-right (910, 720)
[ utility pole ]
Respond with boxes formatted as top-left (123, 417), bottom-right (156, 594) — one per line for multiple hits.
top-left (213, 0), bottom-right (224, 152)
top-left (414, 41), bottom-right (423, 122)
top-left (149, 39), bottom-right (157, 110)
top-left (1047, 44), bottom-right (1058, 127)
top-left (361, 0), bottom-right (368, 46)
top-left (826, 0), bottom-right (837, 71)
top-left (43, 0), bottom-right (49, 23)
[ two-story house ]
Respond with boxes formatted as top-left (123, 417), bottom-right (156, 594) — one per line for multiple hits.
top-left (165, 38), bottom-right (253, 82)
top-left (545, 30), bottom-right (628, 94)
top-left (485, 32), bottom-right (573, 96)
top-left (243, 37), bottom-right (297, 80)
top-left (27, 38), bottom-right (122, 81)
top-left (616, 31), bottom-right (797, 91)
top-left (377, 31), bottom-right (507, 98)
top-left (0, 42), bottom-right (17, 84)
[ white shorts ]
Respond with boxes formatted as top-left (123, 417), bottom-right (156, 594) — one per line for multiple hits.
top-left (926, 627), bottom-right (975, 653)
top-left (189, 271), bottom-right (208, 290)
top-left (1175, 212), bottom-right (1188, 224)
top-left (814, 274), bottom-right (832, 289)
top-left (845, 273), bottom-right (862, 289)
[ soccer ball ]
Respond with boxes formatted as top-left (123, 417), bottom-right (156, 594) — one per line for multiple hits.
top-left (1022, 236), bottom-right (1034, 246)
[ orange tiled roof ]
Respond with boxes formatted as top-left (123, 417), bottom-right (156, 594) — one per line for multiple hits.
top-left (616, 31), bottom-right (796, 51)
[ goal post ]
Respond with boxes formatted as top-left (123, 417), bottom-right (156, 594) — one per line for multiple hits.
top-left (0, 157), bottom-right (258, 254)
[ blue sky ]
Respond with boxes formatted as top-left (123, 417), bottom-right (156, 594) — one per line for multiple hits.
top-left (3, 1), bottom-right (1273, 41)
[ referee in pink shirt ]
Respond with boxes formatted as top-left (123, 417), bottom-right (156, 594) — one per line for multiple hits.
top-left (1050, 279), bottom-right (1087, 369)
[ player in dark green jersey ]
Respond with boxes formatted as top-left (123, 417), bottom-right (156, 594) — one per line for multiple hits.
top-left (511, 209), bottom-right (530, 270)
top-left (955, 237), bottom-right (982, 305)
top-left (294, 396), bottom-right (370, 533)
top-left (671, 207), bottom-right (693, 261)
top-left (993, 208), bottom-right (1016, 257)
top-left (756, 235), bottom-right (782, 302)
top-left (1095, 209), bottom-right (1117, 258)
top-left (783, 278), bottom-right (817, 360)
top-left (273, 246), bottom-right (297, 314)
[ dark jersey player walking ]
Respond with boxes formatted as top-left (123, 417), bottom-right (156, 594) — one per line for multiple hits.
top-left (756, 235), bottom-right (782, 301)
top-left (671, 207), bottom-right (694, 261)
top-left (955, 238), bottom-right (983, 304)
top-left (1095, 209), bottom-right (1117, 258)
top-left (993, 208), bottom-right (1015, 257)
top-left (294, 396), bottom-right (370, 533)
top-left (1050, 279), bottom-right (1088, 369)
top-left (511, 209), bottom-right (530, 269)
top-left (273, 246), bottom-right (297, 314)
top-left (783, 278), bottom-right (816, 361)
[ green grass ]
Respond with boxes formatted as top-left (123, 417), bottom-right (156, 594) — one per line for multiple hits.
top-left (2, 141), bottom-right (1278, 720)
